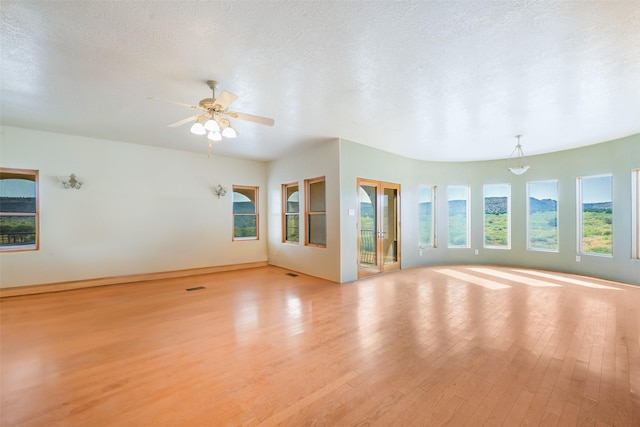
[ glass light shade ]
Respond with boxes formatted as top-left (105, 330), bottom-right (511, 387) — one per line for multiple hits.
top-left (222, 126), bottom-right (237, 138)
top-left (204, 118), bottom-right (220, 132)
top-left (208, 131), bottom-right (222, 141)
top-left (190, 122), bottom-right (206, 135)
top-left (508, 165), bottom-right (530, 175)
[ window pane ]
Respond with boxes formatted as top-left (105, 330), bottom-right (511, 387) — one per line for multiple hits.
top-left (282, 183), bottom-right (299, 243)
top-left (418, 185), bottom-right (435, 247)
top-left (309, 180), bottom-right (326, 212)
top-left (448, 185), bottom-right (469, 248)
top-left (1, 169), bottom-right (39, 251)
top-left (286, 185), bottom-right (299, 213)
top-left (308, 214), bottom-right (326, 246)
top-left (232, 186), bottom-right (258, 240)
top-left (579, 175), bottom-right (613, 256)
top-left (305, 177), bottom-right (326, 247)
top-left (285, 214), bottom-right (299, 242)
top-left (484, 184), bottom-right (510, 248)
top-left (0, 178), bottom-right (36, 212)
top-left (234, 215), bottom-right (257, 238)
top-left (0, 216), bottom-right (36, 247)
top-left (527, 180), bottom-right (558, 251)
top-left (233, 190), bottom-right (256, 213)
top-left (359, 184), bottom-right (376, 264)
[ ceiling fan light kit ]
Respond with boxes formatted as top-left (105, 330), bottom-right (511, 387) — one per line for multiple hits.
top-left (222, 126), bottom-right (237, 138)
top-left (207, 131), bottom-right (222, 142)
top-left (204, 118), bottom-right (220, 132)
top-left (189, 121), bottom-right (206, 135)
top-left (151, 80), bottom-right (274, 156)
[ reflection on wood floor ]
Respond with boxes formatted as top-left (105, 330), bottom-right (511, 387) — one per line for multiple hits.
top-left (1, 265), bottom-right (639, 426)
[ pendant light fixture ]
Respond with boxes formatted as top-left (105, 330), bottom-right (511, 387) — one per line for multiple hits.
top-left (507, 135), bottom-right (530, 175)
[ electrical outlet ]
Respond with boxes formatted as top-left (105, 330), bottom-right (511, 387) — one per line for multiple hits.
top-left (576, 255), bottom-right (581, 262)
top-left (475, 249), bottom-right (479, 255)
top-left (419, 250), bottom-right (423, 256)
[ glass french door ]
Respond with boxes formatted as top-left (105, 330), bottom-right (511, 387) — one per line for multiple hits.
top-left (357, 179), bottom-right (401, 278)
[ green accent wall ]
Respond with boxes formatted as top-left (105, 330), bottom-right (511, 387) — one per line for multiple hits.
top-left (339, 134), bottom-right (640, 285)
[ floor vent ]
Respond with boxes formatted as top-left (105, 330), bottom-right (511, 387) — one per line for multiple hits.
top-left (286, 273), bottom-right (299, 277)
top-left (185, 286), bottom-right (206, 291)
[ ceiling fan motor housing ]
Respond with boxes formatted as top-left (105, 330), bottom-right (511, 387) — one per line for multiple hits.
top-left (201, 80), bottom-right (222, 112)
top-left (199, 98), bottom-right (221, 112)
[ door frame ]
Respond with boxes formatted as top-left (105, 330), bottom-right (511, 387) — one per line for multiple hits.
top-left (357, 178), bottom-right (401, 278)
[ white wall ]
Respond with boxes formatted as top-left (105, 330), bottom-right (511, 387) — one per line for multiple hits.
top-left (0, 126), bottom-right (268, 287)
top-left (267, 140), bottom-right (341, 282)
top-left (3, 125), bottom-right (637, 288)
top-left (339, 135), bottom-right (640, 285)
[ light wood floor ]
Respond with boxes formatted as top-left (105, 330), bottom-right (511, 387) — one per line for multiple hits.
top-left (1, 265), bottom-right (639, 426)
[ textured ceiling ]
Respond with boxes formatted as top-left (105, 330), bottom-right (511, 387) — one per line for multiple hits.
top-left (1, 1), bottom-right (639, 162)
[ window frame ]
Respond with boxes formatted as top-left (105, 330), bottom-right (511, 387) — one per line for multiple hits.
top-left (526, 179), bottom-right (559, 252)
top-left (632, 169), bottom-right (639, 260)
top-left (282, 182), bottom-right (300, 244)
top-left (483, 183), bottom-right (511, 250)
top-left (232, 185), bottom-right (259, 241)
top-left (418, 184), bottom-right (437, 248)
top-left (447, 185), bottom-right (470, 249)
top-left (576, 174), bottom-right (613, 257)
top-left (305, 176), bottom-right (326, 248)
top-left (0, 167), bottom-right (39, 252)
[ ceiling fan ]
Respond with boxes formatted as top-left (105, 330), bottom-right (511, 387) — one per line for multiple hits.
top-left (149, 80), bottom-right (274, 143)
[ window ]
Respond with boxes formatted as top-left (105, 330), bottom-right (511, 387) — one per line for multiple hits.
top-left (305, 177), bottom-right (326, 247)
top-left (418, 185), bottom-right (436, 248)
top-left (577, 174), bottom-right (612, 256)
top-left (632, 169), bottom-right (639, 259)
top-left (527, 180), bottom-right (559, 252)
top-left (0, 168), bottom-right (39, 251)
top-left (232, 186), bottom-right (258, 240)
top-left (447, 185), bottom-right (469, 248)
top-left (484, 184), bottom-right (510, 249)
top-left (282, 182), bottom-right (299, 243)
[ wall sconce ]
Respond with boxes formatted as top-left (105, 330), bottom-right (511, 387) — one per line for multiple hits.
top-left (213, 184), bottom-right (227, 199)
top-left (58, 173), bottom-right (83, 189)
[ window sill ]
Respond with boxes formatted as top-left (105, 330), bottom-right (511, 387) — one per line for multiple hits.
top-left (1, 244), bottom-right (38, 253)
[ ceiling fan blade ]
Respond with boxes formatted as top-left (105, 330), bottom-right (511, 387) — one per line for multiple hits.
top-left (147, 97), bottom-right (204, 111)
top-left (225, 111), bottom-right (275, 126)
top-left (167, 115), bottom-right (199, 128)
top-left (213, 91), bottom-right (239, 110)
